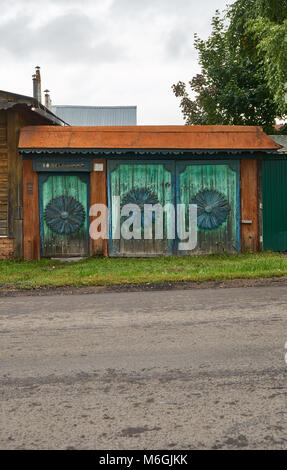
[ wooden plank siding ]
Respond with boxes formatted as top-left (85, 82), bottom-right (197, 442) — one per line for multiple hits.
top-left (7, 110), bottom-right (22, 255)
top-left (108, 161), bottom-right (175, 257)
top-left (0, 108), bottom-right (27, 253)
top-left (0, 112), bottom-right (8, 237)
top-left (1, 106), bottom-right (60, 257)
top-left (177, 162), bottom-right (240, 254)
top-left (240, 159), bottom-right (259, 252)
top-left (39, 173), bottom-right (90, 257)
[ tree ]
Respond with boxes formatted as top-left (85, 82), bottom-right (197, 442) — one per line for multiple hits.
top-left (172, 1), bottom-right (286, 133)
top-left (247, 0), bottom-right (287, 114)
top-left (255, 0), bottom-right (287, 23)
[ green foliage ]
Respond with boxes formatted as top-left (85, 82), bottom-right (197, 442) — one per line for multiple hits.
top-left (172, 1), bottom-right (287, 132)
top-left (255, 0), bottom-right (287, 23)
top-left (246, 4), bottom-right (287, 114)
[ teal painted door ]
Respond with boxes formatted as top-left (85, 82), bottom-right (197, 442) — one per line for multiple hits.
top-left (108, 161), bottom-right (175, 256)
top-left (39, 173), bottom-right (89, 257)
top-left (108, 160), bottom-right (240, 256)
top-left (176, 162), bottom-right (240, 254)
top-left (263, 159), bottom-right (287, 251)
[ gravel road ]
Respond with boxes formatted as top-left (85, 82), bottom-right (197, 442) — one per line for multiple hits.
top-left (0, 285), bottom-right (287, 449)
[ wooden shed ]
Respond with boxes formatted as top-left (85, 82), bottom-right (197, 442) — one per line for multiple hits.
top-left (18, 125), bottom-right (281, 260)
top-left (0, 90), bottom-right (65, 259)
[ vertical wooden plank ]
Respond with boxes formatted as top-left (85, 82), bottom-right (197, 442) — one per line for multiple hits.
top-left (90, 159), bottom-right (108, 256)
top-left (240, 159), bottom-right (258, 252)
top-left (0, 111), bottom-right (9, 238)
top-left (7, 110), bottom-right (23, 257)
top-left (23, 159), bottom-right (40, 260)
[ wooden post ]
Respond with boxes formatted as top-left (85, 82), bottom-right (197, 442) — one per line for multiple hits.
top-left (22, 159), bottom-right (40, 260)
top-left (240, 159), bottom-right (259, 252)
top-left (90, 159), bottom-right (108, 256)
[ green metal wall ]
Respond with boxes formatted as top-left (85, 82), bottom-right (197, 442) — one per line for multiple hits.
top-left (263, 159), bottom-right (287, 251)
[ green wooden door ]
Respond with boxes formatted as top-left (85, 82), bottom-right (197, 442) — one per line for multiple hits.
top-left (39, 173), bottom-right (89, 257)
top-left (263, 159), bottom-right (287, 251)
top-left (108, 161), bottom-right (175, 256)
top-left (176, 162), bottom-right (240, 254)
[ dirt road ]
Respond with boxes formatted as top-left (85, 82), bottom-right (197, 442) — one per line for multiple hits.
top-left (0, 285), bottom-right (287, 449)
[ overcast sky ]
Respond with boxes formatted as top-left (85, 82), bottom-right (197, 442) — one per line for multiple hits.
top-left (0, 0), bottom-right (233, 124)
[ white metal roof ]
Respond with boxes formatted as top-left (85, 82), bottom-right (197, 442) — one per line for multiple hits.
top-left (51, 105), bottom-right (137, 126)
top-left (269, 135), bottom-right (287, 154)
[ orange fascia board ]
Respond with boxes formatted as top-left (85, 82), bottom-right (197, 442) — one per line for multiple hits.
top-left (18, 125), bottom-right (282, 151)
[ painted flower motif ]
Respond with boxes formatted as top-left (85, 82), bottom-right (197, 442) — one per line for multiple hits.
top-left (192, 189), bottom-right (230, 230)
top-left (44, 196), bottom-right (85, 235)
top-left (121, 187), bottom-right (159, 227)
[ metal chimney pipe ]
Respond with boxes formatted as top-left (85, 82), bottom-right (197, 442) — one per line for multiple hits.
top-left (44, 89), bottom-right (52, 110)
top-left (32, 74), bottom-right (37, 100)
top-left (35, 66), bottom-right (41, 103)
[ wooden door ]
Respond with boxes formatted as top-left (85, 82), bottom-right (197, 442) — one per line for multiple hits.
top-left (176, 161), bottom-right (240, 254)
top-left (108, 161), bottom-right (175, 256)
top-left (39, 173), bottom-right (89, 257)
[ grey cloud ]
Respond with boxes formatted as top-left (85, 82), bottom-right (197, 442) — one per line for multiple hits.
top-left (0, 12), bottom-right (124, 64)
top-left (165, 29), bottom-right (194, 59)
top-left (10, 0), bottom-right (92, 5)
top-left (109, 0), bottom-right (234, 59)
top-left (110, 0), bottom-right (231, 17)
top-left (111, 0), bottom-right (190, 14)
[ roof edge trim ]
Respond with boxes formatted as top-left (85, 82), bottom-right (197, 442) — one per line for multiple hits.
top-left (19, 147), bottom-right (278, 156)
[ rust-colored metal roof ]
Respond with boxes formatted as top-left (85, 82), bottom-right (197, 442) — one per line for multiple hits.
top-left (18, 125), bottom-right (282, 151)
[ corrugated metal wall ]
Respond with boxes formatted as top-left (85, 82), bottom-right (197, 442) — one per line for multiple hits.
top-left (52, 106), bottom-right (137, 126)
top-left (263, 159), bottom-right (287, 251)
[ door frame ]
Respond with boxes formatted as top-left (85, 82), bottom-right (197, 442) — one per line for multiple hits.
top-left (38, 171), bottom-right (90, 257)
